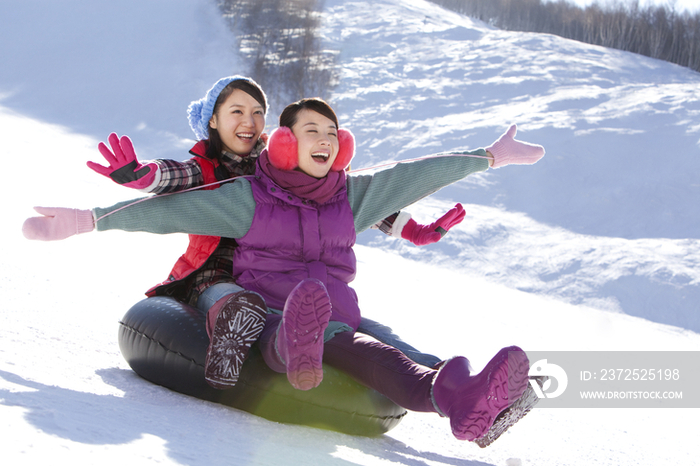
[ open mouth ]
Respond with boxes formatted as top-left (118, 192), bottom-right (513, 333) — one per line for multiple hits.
top-left (311, 151), bottom-right (329, 163)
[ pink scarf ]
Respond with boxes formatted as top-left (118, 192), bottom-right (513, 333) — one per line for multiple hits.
top-left (258, 150), bottom-right (346, 204)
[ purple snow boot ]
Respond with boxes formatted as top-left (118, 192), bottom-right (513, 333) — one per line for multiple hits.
top-left (431, 346), bottom-right (530, 441)
top-left (204, 291), bottom-right (268, 390)
top-left (276, 278), bottom-right (332, 391)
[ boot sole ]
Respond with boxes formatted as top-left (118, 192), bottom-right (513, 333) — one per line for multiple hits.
top-left (451, 346), bottom-right (530, 441)
top-left (475, 375), bottom-right (547, 448)
top-left (205, 291), bottom-right (267, 389)
top-left (282, 279), bottom-right (332, 391)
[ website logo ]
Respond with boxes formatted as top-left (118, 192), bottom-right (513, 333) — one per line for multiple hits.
top-left (529, 359), bottom-right (568, 399)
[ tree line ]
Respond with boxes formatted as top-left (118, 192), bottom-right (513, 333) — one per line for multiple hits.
top-left (218, 0), bottom-right (338, 117)
top-left (430, 0), bottom-right (700, 73)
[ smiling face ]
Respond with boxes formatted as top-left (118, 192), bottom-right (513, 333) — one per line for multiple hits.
top-left (292, 109), bottom-right (339, 179)
top-left (209, 89), bottom-right (265, 155)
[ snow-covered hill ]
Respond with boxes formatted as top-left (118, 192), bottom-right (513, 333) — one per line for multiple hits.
top-left (1, 0), bottom-right (698, 465)
top-left (322, 0), bottom-right (700, 332)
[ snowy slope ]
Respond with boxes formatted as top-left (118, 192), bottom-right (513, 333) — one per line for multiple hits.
top-left (1, 0), bottom-right (699, 465)
top-left (322, 0), bottom-right (700, 332)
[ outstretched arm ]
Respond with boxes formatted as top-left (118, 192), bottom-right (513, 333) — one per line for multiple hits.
top-left (23, 179), bottom-right (257, 241)
top-left (89, 133), bottom-right (268, 194)
top-left (347, 149), bottom-right (488, 233)
top-left (348, 124), bottom-right (544, 232)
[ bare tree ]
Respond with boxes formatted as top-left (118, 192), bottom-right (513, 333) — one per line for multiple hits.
top-left (218, 0), bottom-right (339, 116)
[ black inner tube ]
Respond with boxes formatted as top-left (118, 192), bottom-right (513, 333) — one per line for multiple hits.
top-left (117, 296), bottom-right (407, 436)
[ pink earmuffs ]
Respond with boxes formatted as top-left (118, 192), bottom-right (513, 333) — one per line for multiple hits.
top-left (267, 126), bottom-right (355, 172)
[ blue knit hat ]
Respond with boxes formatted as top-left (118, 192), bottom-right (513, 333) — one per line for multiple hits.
top-left (187, 76), bottom-right (265, 140)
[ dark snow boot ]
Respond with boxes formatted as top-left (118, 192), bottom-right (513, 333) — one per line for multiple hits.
top-left (276, 278), bottom-right (332, 391)
top-left (204, 291), bottom-right (267, 390)
top-left (432, 346), bottom-right (530, 441)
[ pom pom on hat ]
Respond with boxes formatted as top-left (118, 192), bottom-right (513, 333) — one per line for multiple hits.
top-left (187, 76), bottom-right (252, 140)
top-left (267, 127), bottom-right (355, 172)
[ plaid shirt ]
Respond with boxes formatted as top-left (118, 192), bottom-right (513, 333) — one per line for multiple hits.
top-left (151, 146), bottom-right (261, 195)
top-left (149, 140), bottom-right (398, 306)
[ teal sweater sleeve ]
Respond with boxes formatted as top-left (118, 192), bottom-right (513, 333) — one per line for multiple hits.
top-left (92, 150), bottom-right (488, 237)
top-left (347, 149), bottom-right (489, 232)
top-left (94, 178), bottom-right (256, 238)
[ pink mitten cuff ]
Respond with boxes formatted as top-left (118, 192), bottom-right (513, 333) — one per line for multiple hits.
top-left (75, 209), bottom-right (95, 234)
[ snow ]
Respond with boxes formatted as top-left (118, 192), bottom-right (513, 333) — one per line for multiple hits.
top-left (1, 0), bottom-right (698, 465)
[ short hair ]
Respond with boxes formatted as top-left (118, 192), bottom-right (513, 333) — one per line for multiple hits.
top-left (279, 98), bottom-right (338, 130)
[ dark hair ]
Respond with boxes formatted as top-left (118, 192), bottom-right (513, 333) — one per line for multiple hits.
top-left (279, 98), bottom-right (339, 130)
top-left (206, 78), bottom-right (268, 159)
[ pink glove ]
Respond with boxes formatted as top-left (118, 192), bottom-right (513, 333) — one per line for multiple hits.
top-left (22, 207), bottom-right (94, 241)
top-left (401, 204), bottom-right (466, 246)
top-left (486, 125), bottom-right (545, 168)
top-left (87, 133), bottom-right (157, 189)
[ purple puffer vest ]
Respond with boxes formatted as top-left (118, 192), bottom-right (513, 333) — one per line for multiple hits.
top-left (231, 169), bottom-right (360, 330)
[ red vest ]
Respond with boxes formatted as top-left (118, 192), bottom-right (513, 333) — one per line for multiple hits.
top-left (145, 141), bottom-right (224, 297)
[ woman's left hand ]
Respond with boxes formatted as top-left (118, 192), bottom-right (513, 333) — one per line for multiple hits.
top-left (486, 125), bottom-right (544, 168)
top-left (400, 203), bottom-right (466, 246)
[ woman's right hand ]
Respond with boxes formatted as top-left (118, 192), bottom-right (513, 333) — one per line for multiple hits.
top-left (87, 133), bottom-right (157, 189)
top-left (22, 207), bottom-right (94, 241)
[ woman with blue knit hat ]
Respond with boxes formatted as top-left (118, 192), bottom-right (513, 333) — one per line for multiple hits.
top-left (85, 76), bottom-right (469, 389)
top-left (24, 93), bottom-right (545, 443)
